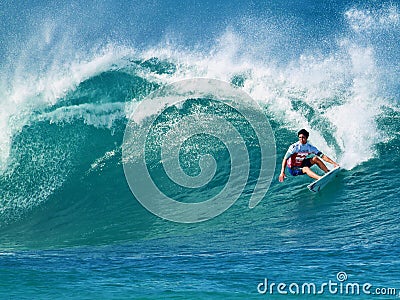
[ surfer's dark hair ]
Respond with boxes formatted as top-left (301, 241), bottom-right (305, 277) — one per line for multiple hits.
top-left (298, 129), bottom-right (309, 138)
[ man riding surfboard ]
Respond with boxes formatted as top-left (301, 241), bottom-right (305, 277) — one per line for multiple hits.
top-left (279, 129), bottom-right (339, 182)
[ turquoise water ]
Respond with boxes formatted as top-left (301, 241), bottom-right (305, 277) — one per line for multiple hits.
top-left (1, 0), bottom-right (400, 298)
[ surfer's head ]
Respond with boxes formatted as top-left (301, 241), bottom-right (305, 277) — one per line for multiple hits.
top-left (298, 129), bottom-right (309, 144)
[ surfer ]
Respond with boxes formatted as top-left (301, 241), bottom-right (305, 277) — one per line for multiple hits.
top-left (279, 129), bottom-right (339, 182)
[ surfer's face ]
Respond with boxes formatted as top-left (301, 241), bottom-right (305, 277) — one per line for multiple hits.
top-left (298, 135), bottom-right (307, 144)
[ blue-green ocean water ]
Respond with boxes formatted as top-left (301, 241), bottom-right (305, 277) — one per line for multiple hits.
top-left (1, 0), bottom-right (400, 299)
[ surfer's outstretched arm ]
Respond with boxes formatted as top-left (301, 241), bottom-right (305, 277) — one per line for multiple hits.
top-left (279, 158), bottom-right (287, 182)
top-left (321, 154), bottom-right (339, 167)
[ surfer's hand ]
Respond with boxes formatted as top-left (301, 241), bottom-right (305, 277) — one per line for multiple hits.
top-left (279, 173), bottom-right (286, 182)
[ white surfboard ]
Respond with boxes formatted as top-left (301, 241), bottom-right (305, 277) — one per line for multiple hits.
top-left (307, 166), bottom-right (341, 192)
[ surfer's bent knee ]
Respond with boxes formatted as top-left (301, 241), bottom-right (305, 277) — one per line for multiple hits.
top-left (311, 156), bottom-right (322, 164)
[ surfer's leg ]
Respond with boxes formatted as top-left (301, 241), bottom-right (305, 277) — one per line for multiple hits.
top-left (310, 156), bottom-right (329, 173)
top-left (301, 167), bottom-right (321, 180)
